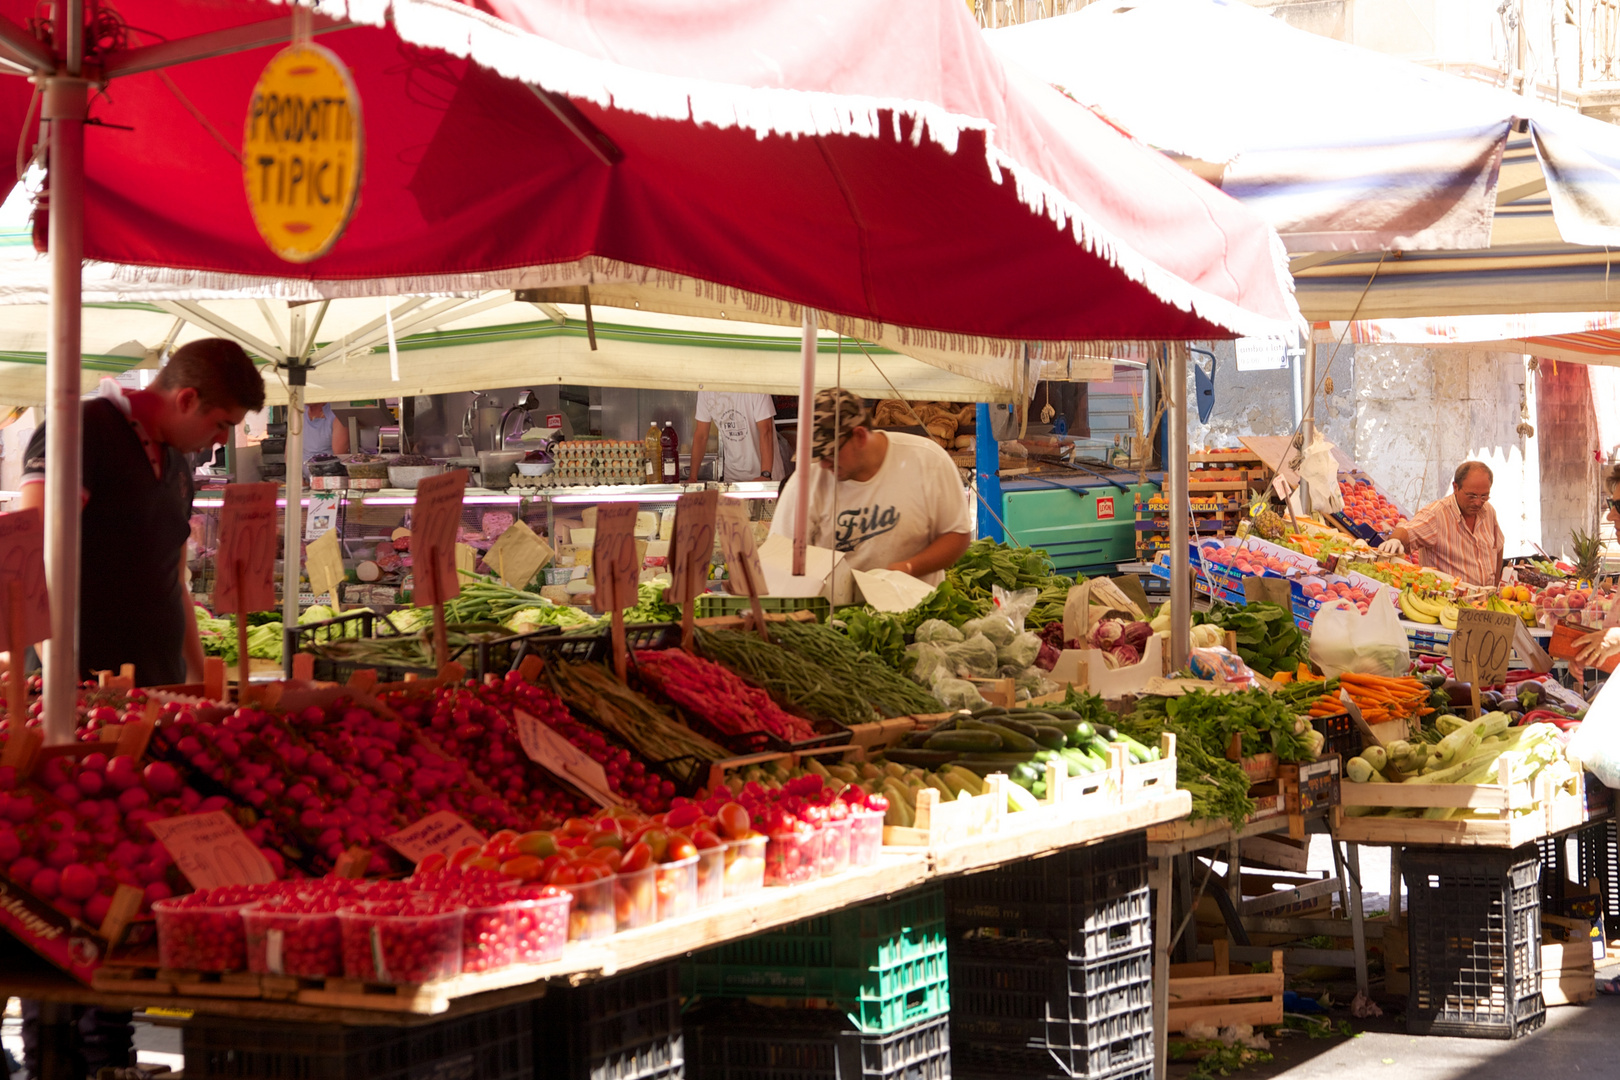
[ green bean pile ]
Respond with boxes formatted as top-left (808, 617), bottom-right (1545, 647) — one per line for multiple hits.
top-left (694, 628), bottom-right (877, 727)
top-left (763, 619), bottom-right (943, 718)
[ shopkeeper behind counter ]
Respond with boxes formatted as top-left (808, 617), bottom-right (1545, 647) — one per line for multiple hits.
top-left (1377, 460), bottom-right (1504, 587)
top-left (769, 388), bottom-right (970, 584)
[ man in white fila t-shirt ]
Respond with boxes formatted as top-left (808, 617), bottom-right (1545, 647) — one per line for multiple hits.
top-left (770, 389), bottom-right (971, 584)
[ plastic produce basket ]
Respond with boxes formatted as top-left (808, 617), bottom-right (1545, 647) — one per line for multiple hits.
top-left (1401, 844), bottom-right (1544, 1039)
top-left (183, 1002), bottom-right (533, 1080)
top-left (948, 937), bottom-right (1152, 1079)
top-left (536, 962), bottom-right (684, 1080)
top-left (1537, 820), bottom-right (1619, 932)
top-left (1309, 710), bottom-right (1360, 763)
top-left (685, 1003), bottom-right (950, 1080)
top-left (683, 887), bottom-right (949, 1033)
top-left (695, 593), bottom-right (831, 622)
top-left (945, 833), bottom-right (1151, 960)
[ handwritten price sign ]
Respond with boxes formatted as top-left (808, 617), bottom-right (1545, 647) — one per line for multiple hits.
top-left (592, 503), bottom-right (641, 612)
top-left (306, 527), bottom-right (344, 607)
top-left (148, 811), bottom-right (276, 890)
top-left (0, 507), bottom-right (50, 647)
top-left (1451, 608), bottom-right (1519, 688)
top-left (214, 482), bottom-right (279, 613)
top-left (666, 491), bottom-right (718, 606)
top-left (411, 469), bottom-right (468, 606)
top-left (485, 519), bottom-right (553, 590)
top-left (716, 499), bottom-right (768, 598)
top-left (383, 811), bottom-right (486, 864)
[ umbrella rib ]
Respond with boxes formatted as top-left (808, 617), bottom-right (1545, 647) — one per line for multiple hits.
top-left (101, 17), bottom-right (354, 80)
top-left (0, 15), bottom-right (52, 74)
top-left (306, 297), bottom-right (430, 364)
top-left (255, 300), bottom-right (289, 353)
top-left (155, 300), bottom-right (285, 363)
top-left (528, 87), bottom-right (623, 167)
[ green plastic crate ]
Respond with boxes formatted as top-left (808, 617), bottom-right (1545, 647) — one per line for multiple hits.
top-left (695, 593), bottom-right (831, 622)
top-left (682, 887), bottom-right (949, 1033)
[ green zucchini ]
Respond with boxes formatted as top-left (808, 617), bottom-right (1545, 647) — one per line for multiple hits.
top-left (1031, 726), bottom-right (1068, 750)
top-left (961, 719), bottom-right (1039, 752)
top-left (924, 729), bottom-right (1004, 752)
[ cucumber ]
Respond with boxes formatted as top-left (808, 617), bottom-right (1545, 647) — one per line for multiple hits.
top-left (995, 717), bottom-right (1041, 738)
top-left (883, 748), bottom-right (962, 768)
top-left (924, 729), bottom-right (1004, 752)
top-left (1043, 709), bottom-right (1083, 721)
top-left (961, 720), bottom-right (1039, 752)
top-left (1032, 726), bottom-right (1067, 750)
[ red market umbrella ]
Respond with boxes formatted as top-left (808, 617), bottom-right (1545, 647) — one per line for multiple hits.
top-left (0, 0), bottom-right (1297, 736)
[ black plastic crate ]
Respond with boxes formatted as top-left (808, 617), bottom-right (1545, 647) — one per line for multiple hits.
top-left (951, 1039), bottom-right (1151, 1080)
top-left (1401, 844), bottom-right (1544, 1040)
top-left (945, 834), bottom-right (1150, 960)
top-left (947, 938), bottom-right (1151, 1079)
top-left (184, 1002), bottom-right (532, 1080)
top-left (1538, 820), bottom-right (1620, 933)
top-left (288, 610), bottom-right (588, 683)
top-left (1310, 710), bottom-right (1359, 762)
top-left (538, 963), bottom-right (685, 1080)
top-left (685, 1003), bottom-right (949, 1080)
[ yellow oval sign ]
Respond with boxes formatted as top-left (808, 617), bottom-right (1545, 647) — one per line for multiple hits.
top-left (243, 43), bottom-right (363, 263)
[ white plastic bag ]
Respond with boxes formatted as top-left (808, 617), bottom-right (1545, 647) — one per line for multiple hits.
top-left (1295, 432), bottom-right (1344, 515)
top-left (1568, 677), bottom-right (1620, 789)
top-left (1308, 590), bottom-right (1409, 678)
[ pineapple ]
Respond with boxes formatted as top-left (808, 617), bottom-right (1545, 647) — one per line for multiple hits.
top-left (1571, 526), bottom-right (1603, 582)
top-left (1255, 508), bottom-right (1287, 542)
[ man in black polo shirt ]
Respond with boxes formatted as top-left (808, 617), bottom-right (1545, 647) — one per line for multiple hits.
top-left (15, 339), bottom-right (263, 1079)
top-left (20, 337), bottom-right (264, 686)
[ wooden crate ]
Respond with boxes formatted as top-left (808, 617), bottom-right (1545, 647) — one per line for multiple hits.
top-left (1542, 941), bottom-right (1597, 1006)
top-left (1336, 762), bottom-right (1585, 846)
top-left (1165, 948), bottom-right (1285, 1033)
top-left (881, 780), bottom-right (1006, 848)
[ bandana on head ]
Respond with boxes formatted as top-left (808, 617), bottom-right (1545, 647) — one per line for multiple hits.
top-left (810, 388), bottom-right (871, 461)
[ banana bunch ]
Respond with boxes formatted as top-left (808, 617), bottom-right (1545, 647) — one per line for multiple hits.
top-left (1398, 588), bottom-right (1448, 625)
top-left (1483, 594), bottom-right (1538, 626)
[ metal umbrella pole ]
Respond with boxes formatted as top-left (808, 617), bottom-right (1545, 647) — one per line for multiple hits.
top-left (282, 367), bottom-right (305, 628)
top-left (1167, 342), bottom-right (1190, 672)
top-left (41, 20), bottom-right (86, 746)
top-left (792, 307), bottom-right (816, 577)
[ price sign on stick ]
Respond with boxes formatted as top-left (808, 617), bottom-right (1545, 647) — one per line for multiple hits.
top-left (485, 519), bottom-right (553, 590)
top-left (716, 498), bottom-right (771, 640)
top-left (306, 528), bottom-right (344, 611)
top-left (215, 482), bottom-right (279, 613)
top-left (667, 490), bottom-right (718, 649)
top-left (594, 503), bottom-right (641, 678)
top-left (216, 482), bottom-right (279, 694)
top-left (0, 509), bottom-right (48, 723)
top-left (148, 811), bottom-right (276, 890)
top-left (411, 469), bottom-right (468, 672)
top-left (1451, 608), bottom-right (1519, 711)
top-left (382, 811), bottom-right (486, 865)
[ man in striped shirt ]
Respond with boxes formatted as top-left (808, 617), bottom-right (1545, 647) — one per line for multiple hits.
top-left (1376, 461), bottom-right (1503, 587)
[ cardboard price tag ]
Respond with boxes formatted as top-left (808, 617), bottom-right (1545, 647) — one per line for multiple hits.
top-left (382, 811), bottom-right (486, 865)
top-left (214, 482), bottom-right (279, 613)
top-left (485, 519), bottom-right (553, 590)
top-left (513, 709), bottom-right (617, 807)
top-left (306, 527), bottom-right (344, 606)
top-left (716, 499), bottom-right (768, 598)
top-left (455, 542), bottom-right (479, 579)
top-left (666, 490), bottom-right (718, 605)
top-left (0, 507), bottom-right (51, 647)
top-left (147, 811), bottom-right (276, 890)
top-left (1451, 608), bottom-right (1520, 688)
top-left (1243, 575), bottom-right (1292, 608)
top-left (410, 469), bottom-right (468, 606)
top-left (592, 503), bottom-right (641, 612)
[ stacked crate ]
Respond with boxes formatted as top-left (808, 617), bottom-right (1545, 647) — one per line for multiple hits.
top-left (945, 833), bottom-right (1153, 1079)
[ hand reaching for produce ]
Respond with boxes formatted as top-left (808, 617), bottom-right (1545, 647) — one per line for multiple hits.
top-left (1574, 626), bottom-right (1620, 668)
top-left (1376, 537), bottom-right (1405, 555)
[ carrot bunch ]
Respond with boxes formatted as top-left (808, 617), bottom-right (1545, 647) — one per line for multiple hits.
top-left (1335, 672), bottom-right (1434, 724)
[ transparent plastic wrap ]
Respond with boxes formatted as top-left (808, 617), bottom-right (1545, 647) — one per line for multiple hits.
top-left (907, 641), bottom-right (950, 685)
top-left (932, 676), bottom-right (985, 710)
top-left (914, 619), bottom-right (965, 644)
top-left (996, 631), bottom-right (1041, 669)
top-left (1569, 675), bottom-right (1620, 789)
top-left (944, 632), bottom-right (1000, 677)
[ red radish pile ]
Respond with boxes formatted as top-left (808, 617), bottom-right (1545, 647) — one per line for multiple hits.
top-left (635, 649), bottom-right (819, 743)
top-left (386, 675), bottom-right (602, 823)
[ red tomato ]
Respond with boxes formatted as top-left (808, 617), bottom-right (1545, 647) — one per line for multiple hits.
top-left (620, 841), bottom-right (654, 874)
top-left (717, 802), bottom-right (750, 841)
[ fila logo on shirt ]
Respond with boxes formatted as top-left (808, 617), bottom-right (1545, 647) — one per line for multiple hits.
top-left (835, 505), bottom-right (901, 550)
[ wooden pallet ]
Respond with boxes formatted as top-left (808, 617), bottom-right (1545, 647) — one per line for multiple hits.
top-left (1165, 947), bottom-right (1285, 1033)
top-left (1336, 761), bottom-right (1586, 846)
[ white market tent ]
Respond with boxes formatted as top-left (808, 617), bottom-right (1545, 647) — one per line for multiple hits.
top-left (0, 230), bottom-right (1015, 407)
top-left (987, 0), bottom-right (1620, 322)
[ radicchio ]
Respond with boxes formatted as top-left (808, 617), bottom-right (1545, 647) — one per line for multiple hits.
top-left (1090, 619), bottom-right (1124, 649)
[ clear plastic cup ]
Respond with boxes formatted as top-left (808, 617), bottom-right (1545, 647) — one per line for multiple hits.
top-left (723, 835), bottom-right (768, 897)
top-left (153, 897), bottom-right (252, 973)
top-left (818, 816), bottom-right (852, 877)
top-left (337, 903), bottom-right (464, 984)
top-left (765, 826), bottom-right (823, 886)
top-left (242, 902), bottom-right (342, 978)
top-left (695, 846), bottom-right (726, 908)
top-left (510, 889), bottom-right (571, 963)
top-left (562, 878), bottom-right (615, 941)
top-left (614, 866), bottom-right (656, 930)
top-left (848, 809), bottom-right (885, 867)
top-left (655, 855), bottom-right (699, 921)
